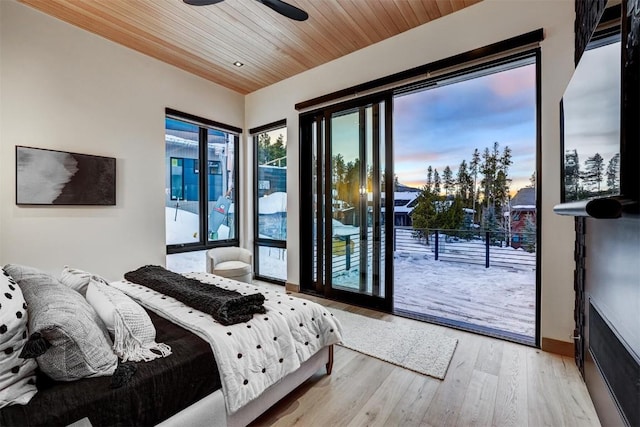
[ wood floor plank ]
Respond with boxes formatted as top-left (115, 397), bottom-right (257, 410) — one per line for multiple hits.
top-left (492, 342), bottom-right (529, 427)
top-left (420, 332), bottom-right (483, 426)
top-left (526, 349), bottom-right (566, 427)
top-left (379, 374), bottom-right (440, 426)
top-left (346, 366), bottom-right (418, 427)
top-left (474, 339), bottom-right (504, 376)
top-left (552, 356), bottom-right (601, 426)
top-left (455, 369), bottom-right (499, 426)
top-left (249, 286), bottom-right (599, 427)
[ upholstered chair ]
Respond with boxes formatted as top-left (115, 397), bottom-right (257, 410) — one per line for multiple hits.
top-left (206, 247), bottom-right (253, 284)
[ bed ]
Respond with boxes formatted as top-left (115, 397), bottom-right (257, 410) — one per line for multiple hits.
top-left (0, 265), bottom-right (342, 427)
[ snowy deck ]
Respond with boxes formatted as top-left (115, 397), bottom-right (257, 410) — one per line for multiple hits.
top-left (167, 232), bottom-right (536, 341)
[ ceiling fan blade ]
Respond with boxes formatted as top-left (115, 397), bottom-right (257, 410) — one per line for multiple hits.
top-left (183, 0), bottom-right (224, 6)
top-left (257, 0), bottom-right (308, 21)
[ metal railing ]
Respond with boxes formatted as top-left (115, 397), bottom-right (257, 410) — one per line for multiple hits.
top-left (327, 227), bottom-right (536, 276)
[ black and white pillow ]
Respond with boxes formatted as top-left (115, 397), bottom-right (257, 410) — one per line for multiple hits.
top-left (0, 267), bottom-right (38, 408)
top-left (4, 264), bottom-right (118, 382)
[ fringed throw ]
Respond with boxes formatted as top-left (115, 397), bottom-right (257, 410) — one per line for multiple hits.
top-left (87, 277), bottom-right (172, 363)
top-left (124, 265), bottom-right (266, 325)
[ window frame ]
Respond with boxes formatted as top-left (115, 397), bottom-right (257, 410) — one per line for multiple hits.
top-left (251, 119), bottom-right (287, 284)
top-left (165, 108), bottom-right (241, 254)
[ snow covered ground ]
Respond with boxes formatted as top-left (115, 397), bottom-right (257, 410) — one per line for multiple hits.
top-left (166, 213), bottom-right (536, 340)
top-left (392, 250), bottom-right (535, 338)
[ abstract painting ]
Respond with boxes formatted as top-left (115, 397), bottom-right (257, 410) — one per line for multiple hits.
top-left (16, 146), bottom-right (116, 205)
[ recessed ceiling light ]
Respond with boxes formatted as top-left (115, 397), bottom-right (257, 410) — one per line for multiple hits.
top-left (233, 61), bottom-right (244, 67)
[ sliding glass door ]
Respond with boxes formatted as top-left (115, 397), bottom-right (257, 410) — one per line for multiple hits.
top-left (301, 96), bottom-right (392, 310)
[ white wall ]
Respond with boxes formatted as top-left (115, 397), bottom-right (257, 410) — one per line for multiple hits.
top-left (245, 0), bottom-right (577, 344)
top-left (0, 0), bottom-right (244, 280)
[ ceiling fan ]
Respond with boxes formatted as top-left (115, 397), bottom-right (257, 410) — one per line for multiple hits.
top-left (183, 0), bottom-right (309, 22)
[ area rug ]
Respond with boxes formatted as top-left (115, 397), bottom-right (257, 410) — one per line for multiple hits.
top-left (331, 308), bottom-right (458, 380)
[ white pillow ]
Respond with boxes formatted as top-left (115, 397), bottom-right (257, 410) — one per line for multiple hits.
top-left (0, 268), bottom-right (38, 408)
top-left (59, 266), bottom-right (93, 296)
top-left (85, 277), bottom-right (171, 363)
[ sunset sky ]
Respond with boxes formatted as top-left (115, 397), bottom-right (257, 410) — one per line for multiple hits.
top-left (393, 61), bottom-right (537, 192)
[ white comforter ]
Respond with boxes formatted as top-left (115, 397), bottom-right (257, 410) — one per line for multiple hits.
top-left (110, 272), bottom-right (343, 414)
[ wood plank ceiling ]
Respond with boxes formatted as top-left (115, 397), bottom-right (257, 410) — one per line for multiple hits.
top-left (19, 0), bottom-right (481, 94)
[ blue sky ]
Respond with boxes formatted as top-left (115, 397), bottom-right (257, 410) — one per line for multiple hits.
top-left (393, 63), bottom-right (537, 192)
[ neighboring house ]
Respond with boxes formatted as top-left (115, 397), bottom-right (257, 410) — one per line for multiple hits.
top-left (505, 187), bottom-right (536, 249)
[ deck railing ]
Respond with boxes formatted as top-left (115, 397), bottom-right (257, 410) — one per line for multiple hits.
top-left (329, 227), bottom-right (536, 276)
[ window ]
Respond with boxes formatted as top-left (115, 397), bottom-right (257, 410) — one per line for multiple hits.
top-left (165, 109), bottom-right (240, 252)
top-left (252, 120), bottom-right (287, 283)
top-left (298, 33), bottom-right (542, 342)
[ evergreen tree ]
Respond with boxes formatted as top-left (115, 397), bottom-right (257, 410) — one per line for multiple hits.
top-left (470, 148), bottom-right (481, 220)
top-left (606, 153), bottom-right (620, 193)
top-left (481, 205), bottom-right (501, 246)
top-left (583, 153), bottom-right (605, 193)
top-left (523, 213), bottom-right (537, 253)
top-left (480, 146), bottom-right (496, 207)
top-left (433, 169), bottom-right (441, 196)
top-left (343, 159), bottom-right (360, 207)
top-left (426, 166), bottom-right (433, 192)
top-left (456, 159), bottom-right (473, 204)
top-left (564, 149), bottom-right (581, 200)
top-left (258, 133), bottom-right (286, 166)
top-left (442, 166), bottom-right (454, 197)
top-left (333, 154), bottom-right (347, 202)
top-left (411, 185), bottom-right (437, 242)
top-left (529, 171), bottom-right (536, 188)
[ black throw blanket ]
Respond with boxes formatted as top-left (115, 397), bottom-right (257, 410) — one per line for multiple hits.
top-left (124, 265), bottom-right (266, 325)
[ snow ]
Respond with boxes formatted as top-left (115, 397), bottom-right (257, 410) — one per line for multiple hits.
top-left (258, 192), bottom-right (287, 214)
top-left (166, 216), bottom-right (536, 340)
top-left (166, 207), bottom-right (199, 245)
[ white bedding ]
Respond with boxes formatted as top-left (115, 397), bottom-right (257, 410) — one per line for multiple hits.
top-left (110, 272), bottom-right (342, 414)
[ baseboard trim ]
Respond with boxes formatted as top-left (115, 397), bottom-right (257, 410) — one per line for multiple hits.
top-left (285, 282), bottom-right (300, 293)
top-left (541, 337), bottom-right (575, 357)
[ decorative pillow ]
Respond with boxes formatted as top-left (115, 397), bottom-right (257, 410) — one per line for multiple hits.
top-left (59, 266), bottom-right (96, 296)
top-left (85, 277), bottom-right (171, 362)
top-left (0, 268), bottom-right (38, 408)
top-left (2, 264), bottom-right (118, 382)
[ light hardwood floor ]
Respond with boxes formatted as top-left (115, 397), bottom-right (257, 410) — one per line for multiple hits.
top-left (250, 291), bottom-right (600, 427)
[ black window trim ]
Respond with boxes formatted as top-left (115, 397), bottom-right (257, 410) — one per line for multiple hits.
top-left (251, 119), bottom-right (287, 284)
top-left (166, 108), bottom-right (241, 254)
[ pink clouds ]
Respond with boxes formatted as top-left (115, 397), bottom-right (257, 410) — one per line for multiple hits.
top-left (488, 65), bottom-right (535, 98)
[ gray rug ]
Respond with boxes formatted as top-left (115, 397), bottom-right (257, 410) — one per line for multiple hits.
top-left (331, 308), bottom-right (458, 380)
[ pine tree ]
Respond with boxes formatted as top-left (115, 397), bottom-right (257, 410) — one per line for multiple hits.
top-left (258, 133), bottom-right (286, 165)
top-left (481, 205), bottom-right (501, 246)
top-left (442, 166), bottom-right (454, 197)
top-left (456, 159), bottom-right (472, 203)
top-left (426, 166), bottom-right (433, 192)
top-left (411, 185), bottom-right (436, 242)
top-left (470, 148), bottom-right (481, 219)
top-left (433, 169), bottom-right (441, 196)
top-left (583, 153), bottom-right (605, 193)
top-left (481, 146), bottom-right (496, 207)
top-left (523, 213), bottom-right (537, 253)
top-left (606, 153), bottom-right (620, 193)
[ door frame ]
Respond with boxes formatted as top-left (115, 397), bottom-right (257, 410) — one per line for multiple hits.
top-left (299, 92), bottom-right (394, 312)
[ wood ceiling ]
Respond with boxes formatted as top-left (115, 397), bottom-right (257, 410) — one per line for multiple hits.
top-left (20, 0), bottom-right (481, 95)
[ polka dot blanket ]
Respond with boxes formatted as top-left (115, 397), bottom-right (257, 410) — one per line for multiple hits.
top-left (110, 272), bottom-right (343, 414)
